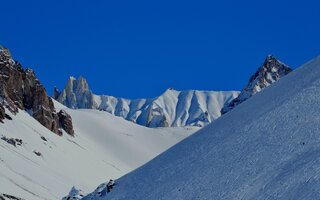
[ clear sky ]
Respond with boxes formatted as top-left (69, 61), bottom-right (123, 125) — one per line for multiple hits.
top-left (1, 0), bottom-right (319, 99)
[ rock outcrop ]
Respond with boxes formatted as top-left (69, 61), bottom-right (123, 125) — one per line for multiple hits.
top-left (0, 193), bottom-right (24, 200)
top-left (221, 55), bottom-right (292, 114)
top-left (0, 105), bottom-right (6, 123)
top-left (62, 187), bottom-right (85, 200)
top-left (58, 110), bottom-right (75, 136)
top-left (0, 45), bottom-right (74, 135)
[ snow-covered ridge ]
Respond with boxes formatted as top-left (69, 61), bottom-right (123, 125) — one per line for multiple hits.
top-left (54, 78), bottom-right (239, 127)
top-left (86, 56), bottom-right (320, 200)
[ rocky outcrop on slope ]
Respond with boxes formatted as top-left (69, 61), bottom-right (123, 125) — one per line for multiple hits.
top-left (58, 110), bottom-right (75, 136)
top-left (62, 187), bottom-right (85, 200)
top-left (0, 45), bottom-right (74, 136)
top-left (54, 77), bottom-right (239, 127)
top-left (0, 105), bottom-right (6, 122)
top-left (221, 55), bottom-right (292, 114)
top-left (0, 193), bottom-right (24, 200)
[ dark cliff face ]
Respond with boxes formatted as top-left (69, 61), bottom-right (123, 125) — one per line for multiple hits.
top-left (0, 45), bottom-right (74, 136)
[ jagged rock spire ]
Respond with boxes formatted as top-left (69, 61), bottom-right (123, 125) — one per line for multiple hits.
top-left (221, 55), bottom-right (293, 114)
top-left (54, 76), bottom-right (97, 109)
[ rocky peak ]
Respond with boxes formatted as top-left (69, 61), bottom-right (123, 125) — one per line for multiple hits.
top-left (54, 76), bottom-right (97, 109)
top-left (246, 54), bottom-right (292, 94)
top-left (0, 45), bottom-right (15, 66)
top-left (0, 45), bottom-right (74, 136)
top-left (75, 76), bottom-right (89, 93)
top-left (65, 76), bottom-right (89, 94)
top-left (221, 55), bottom-right (292, 114)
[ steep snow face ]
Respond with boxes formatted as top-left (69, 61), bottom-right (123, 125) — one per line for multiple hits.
top-left (0, 100), bottom-right (198, 200)
top-left (87, 56), bottom-right (320, 200)
top-left (222, 55), bottom-right (292, 114)
top-left (54, 78), bottom-right (239, 128)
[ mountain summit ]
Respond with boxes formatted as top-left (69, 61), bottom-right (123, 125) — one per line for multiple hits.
top-left (221, 55), bottom-right (292, 114)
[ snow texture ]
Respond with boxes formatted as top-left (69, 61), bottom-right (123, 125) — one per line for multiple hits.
top-left (86, 56), bottom-right (320, 200)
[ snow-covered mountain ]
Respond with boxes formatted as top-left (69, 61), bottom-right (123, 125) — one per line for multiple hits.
top-left (54, 77), bottom-right (239, 127)
top-left (0, 46), bottom-right (199, 200)
top-left (1, 44), bottom-right (303, 200)
top-left (84, 56), bottom-right (320, 199)
top-left (221, 55), bottom-right (292, 114)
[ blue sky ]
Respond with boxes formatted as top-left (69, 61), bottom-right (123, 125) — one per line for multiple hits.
top-left (1, 0), bottom-right (320, 99)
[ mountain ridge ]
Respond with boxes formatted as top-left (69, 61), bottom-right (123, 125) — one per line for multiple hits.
top-left (54, 77), bottom-right (239, 127)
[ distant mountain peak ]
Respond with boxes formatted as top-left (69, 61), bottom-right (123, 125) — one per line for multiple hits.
top-left (264, 54), bottom-right (288, 68)
top-left (66, 76), bottom-right (89, 92)
top-left (266, 54), bottom-right (277, 60)
top-left (166, 87), bottom-right (175, 91)
top-left (73, 76), bottom-right (90, 93)
top-left (56, 76), bottom-right (97, 109)
top-left (246, 55), bottom-right (292, 93)
top-left (222, 55), bottom-right (292, 114)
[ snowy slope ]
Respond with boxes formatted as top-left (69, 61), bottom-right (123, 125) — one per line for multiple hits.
top-left (0, 100), bottom-right (198, 200)
top-left (86, 56), bottom-right (320, 200)
top-left (54, 77), bottom-right (239, 127)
